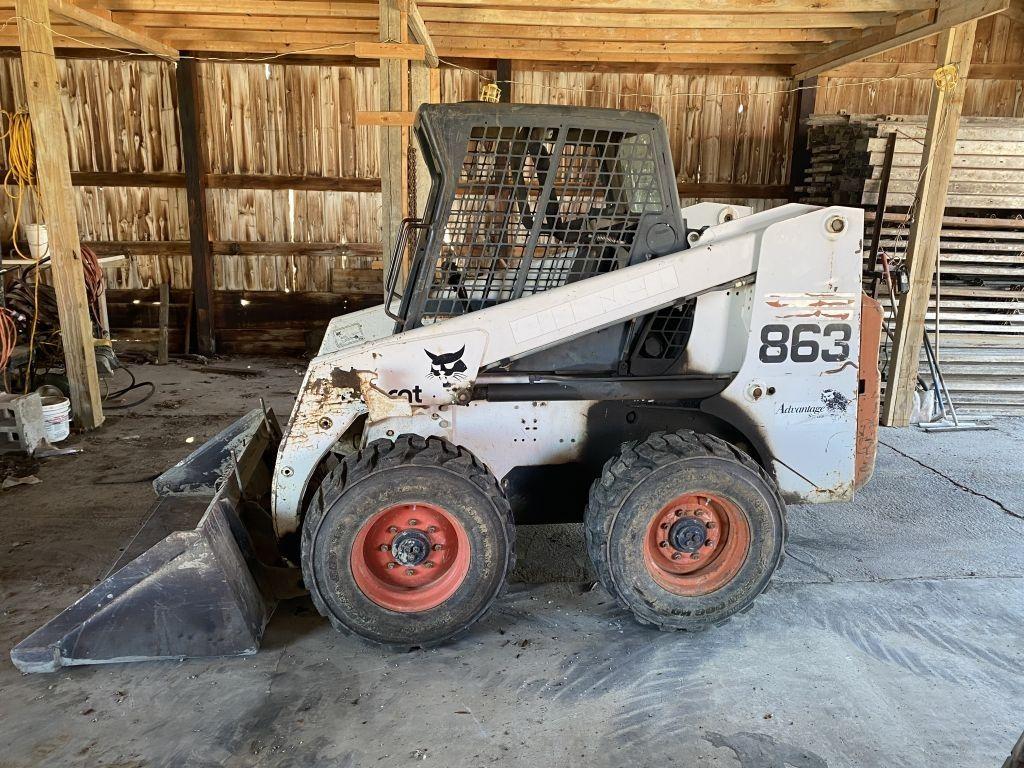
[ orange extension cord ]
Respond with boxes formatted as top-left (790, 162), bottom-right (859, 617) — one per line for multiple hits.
top-left (0, 307), bottom-right (16, 380)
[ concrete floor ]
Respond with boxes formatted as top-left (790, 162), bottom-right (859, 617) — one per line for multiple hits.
top-left (1, 357), bottom-right (1022, 768)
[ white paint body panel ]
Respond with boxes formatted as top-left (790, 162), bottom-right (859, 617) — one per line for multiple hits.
top-left (272, 204), bottom-right (866, 536)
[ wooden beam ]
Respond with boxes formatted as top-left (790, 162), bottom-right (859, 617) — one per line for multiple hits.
top-left (792, 0), bottom-right (1008, 80)
top-left (418, 8), bottom-right (893, 29)
top-left (677, 182), bottom-right (789, 199)
top-left (495, 59), bottom-right (512, 103)
top-left (207, 174), bottom-right (380, 191)
top-left (505, 59), bottom-right (793, 76)
top-left (407, 0), bottom-right (438, 67)
top-left (48, 0), bottom-right (179, 58)
top-left (788, 77), bottom-right (817, 200)
top-left (16, 0), bottom-right (103, 428)
top-left (881, 21), bottom-right (977, 427)
top-left (175, 56), bottom-right (215, 356)
top-left (436, 39), bottom-right (823, 55)
top-left (441, 49), bottom-right (796, 64)
top-left (1005, 0), bottom-right (1024, 25)
top-left (409, 60), bottom-right (435, 218)
top-left (423, 21), bottom-right (862, 43)
top-left (356, 110), bottom-right (416, 126)
top-left (378, 0), bottom-right (408, 297)
top-left (414, 0), bottom-right (934, 9)
top-left (352, 41), bottom-right (424, 60)
top-left (825, 61), bottom-right (1024, 79)
top-left (0, 170), bottom-right (382, 191)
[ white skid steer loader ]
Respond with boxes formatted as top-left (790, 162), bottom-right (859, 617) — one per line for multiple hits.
top-left (13, 103), bottom-right (882, 671)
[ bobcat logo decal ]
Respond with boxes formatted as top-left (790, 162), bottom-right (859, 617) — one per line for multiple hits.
top-left (425, 346), bottom-right (468, 389)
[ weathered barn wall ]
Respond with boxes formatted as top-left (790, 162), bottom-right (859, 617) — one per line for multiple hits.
top-left (815, 15), bottom-right (1024, 117)
top-left (0, 12), bottom-right (1019, 353)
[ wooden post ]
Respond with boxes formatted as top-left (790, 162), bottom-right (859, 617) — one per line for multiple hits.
top-left (379, 0), bottom-right (409, 297)
top-left (496, 59), bottom-right (512, 103)
top-left (787, 76), bottom-right (816, 200)
top-left (157, 283), bottom-right (169, 365)
top-left (881, 21), bottom-right (977, 427)
top-left (409, 61), bottom-right (439, 219)
top-left (175, 56), bottom-right (215, 356)
top-left (16, 0), bottom-right (103, 428)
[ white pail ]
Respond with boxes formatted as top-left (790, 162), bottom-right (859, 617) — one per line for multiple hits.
top-left (37, 385), bottom-right (70, 442)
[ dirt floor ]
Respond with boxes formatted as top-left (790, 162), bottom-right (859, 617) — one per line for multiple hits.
top-left (1, 356), bottom-right (1022, 767)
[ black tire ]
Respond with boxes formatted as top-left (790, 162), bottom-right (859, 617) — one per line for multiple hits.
top-left (301, 434), bottom-right (515, 649)
top-left (584, 430), bottom-right (785, 631)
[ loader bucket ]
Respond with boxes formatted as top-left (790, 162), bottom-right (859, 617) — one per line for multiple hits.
top-left (10, 408), bottom-right (295, 673)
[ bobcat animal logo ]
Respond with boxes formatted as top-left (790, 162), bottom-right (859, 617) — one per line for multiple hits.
top-left (425, 346), bottom-right (468, 389)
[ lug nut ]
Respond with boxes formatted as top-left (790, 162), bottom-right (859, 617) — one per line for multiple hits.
top-left (379, 544), bottom-right (389, 552)
top-left (408, 519), bottom-right (419, 526)
top-left (405, 568), bottom-right (416, 576)
top-left (672, 552), bottom-right (682, 560)
top-left (432, 544), bottom-right (443, 551)
top-left (386, 562), bottom-right (397, 570)
top-left (705, 540), bottom-right (715, 547)
top-left (706, 521), bottom-right (716, 530)
top-left (388, 526), bottom-right (398, 533)
top-left (674, 509), bottom-right (682, 517)
top-left (660, 522), bottom-right (669, 529)
top-left (427, 525), bottom-right (438, 533)
top-left (690, 553), bottom-right (700, 560)
top-left (424, 562), bottom-right (435, 568)
top-left (659, 541), bottom-right (668, 548)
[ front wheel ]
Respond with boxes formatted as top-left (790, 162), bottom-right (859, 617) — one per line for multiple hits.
top-left (301, 435), bottom-right (515, 649)
top-left (585, 430), bottom-right (785, 631)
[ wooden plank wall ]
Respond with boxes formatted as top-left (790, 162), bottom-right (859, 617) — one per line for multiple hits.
top-left (0, 56), bottom-right (189, 289)
top-left (200, 62), bottom-right (381, 293)
top-left (816, 15), bottom-right (1024, 117)
top-left (514, 69), bottom-right (794, 197)
top-left (0, 11), bottom-right (1017, 355)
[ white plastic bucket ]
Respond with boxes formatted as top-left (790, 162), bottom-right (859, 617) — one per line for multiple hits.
top-left (38, 387), bottom-right (71, 443)
top-left (22, 223), bottom-right (49, 261)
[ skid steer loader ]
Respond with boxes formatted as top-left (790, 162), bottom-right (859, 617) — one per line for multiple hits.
top-left (12, 103), bottom-right (882, 671)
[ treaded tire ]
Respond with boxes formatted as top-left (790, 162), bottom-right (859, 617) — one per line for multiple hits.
top-left (301, 434), bottom-right (515, 650)
top-left (584, 430), bottom-right (785, 631)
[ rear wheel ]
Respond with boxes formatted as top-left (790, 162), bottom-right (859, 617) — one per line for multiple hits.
top-left (585, 430), bottom-right (785, 631)
top-left (301, 435), bottom-right (514, 649)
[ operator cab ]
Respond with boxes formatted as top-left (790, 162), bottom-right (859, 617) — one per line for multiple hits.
top-left (387, 102), bottom-right (702, 377)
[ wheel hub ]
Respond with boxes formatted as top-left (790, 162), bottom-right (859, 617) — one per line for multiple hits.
top-left (668, 517), bottom-right (707, 553)
top-left (642, 492), bottom-right (751, 596)
top-left (391, 530), bottom-right (431, 566)
top-left (350, 501), bottom-right (472, 613)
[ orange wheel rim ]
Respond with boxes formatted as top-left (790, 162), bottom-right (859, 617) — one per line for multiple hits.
top-left (642, 492), bottom-right (750, 596)
top-left (351, 502), bottom-right (471, 612)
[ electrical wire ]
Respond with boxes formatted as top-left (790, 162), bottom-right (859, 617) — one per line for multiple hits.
top-left (101, 365), bottom-right (155, 410)
top-left (0, 306), bottom-right (16, 384)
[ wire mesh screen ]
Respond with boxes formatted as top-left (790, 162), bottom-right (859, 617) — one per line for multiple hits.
top-left (640, 301), bottom-right (696, 361)
top-left (420, 125), bottom-right (665, 323)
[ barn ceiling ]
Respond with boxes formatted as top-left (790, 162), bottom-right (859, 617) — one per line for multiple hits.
top-left (0, 0), bottom-right (1016, 78)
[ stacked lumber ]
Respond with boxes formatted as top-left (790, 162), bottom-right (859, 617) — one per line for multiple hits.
top-left (794, 115), bottom-right (876, 205)
top-left (798, 114), bottom-right (1024, 416)
top-left (868, 211), bottom-right (1024, 415)
top-left (797, 114), bottom-right (1024, 210)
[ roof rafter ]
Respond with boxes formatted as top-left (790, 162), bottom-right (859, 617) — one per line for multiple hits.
top-left (408, 0), bottom-right (438, 66)
top-left (1005, 0), bottom-right (1024, 26)
top-left (792, 0), bottom-right (1009, 80)
top-left (47, 0), bottom-right (178, 58)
